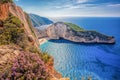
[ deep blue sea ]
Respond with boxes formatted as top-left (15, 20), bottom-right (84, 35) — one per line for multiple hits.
top-left (40, 17), bottom-right (120, 80)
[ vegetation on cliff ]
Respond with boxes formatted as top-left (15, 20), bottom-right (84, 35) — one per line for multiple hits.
top-left (4, 15), bottom-right (22, 28)
top-left (0, 14), bottom-right (37, 51)
top-left (64, 22), bottom-right (114, 42)
top-left (1, 52), bottom-right (49, 80)
top-left (0, 14), bottom-right (54, 79)
top-left (40, 52), bottom-right (51, 63)
top-left (0, 0), bottom-right (13, 4)
top-left (64, 22), bottom-right (84, 31)
top-left (0, 15), bottom-right (25, 45)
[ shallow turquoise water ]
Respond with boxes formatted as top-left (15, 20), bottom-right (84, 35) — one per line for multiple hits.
top-left (40, 17), bottom-right (120, 80)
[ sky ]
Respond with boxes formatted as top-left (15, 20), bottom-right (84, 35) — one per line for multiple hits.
top-left (14, 0), bottom-right (120, 17)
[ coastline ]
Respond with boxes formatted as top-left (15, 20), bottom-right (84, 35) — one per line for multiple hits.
top-left (39, 38), bottom-right (48, 45)
top-left (39, 38), bottom-right (70, 80)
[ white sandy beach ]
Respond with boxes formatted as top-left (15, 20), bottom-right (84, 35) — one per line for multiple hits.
top-left (39, 38), bottom-right (47, 45)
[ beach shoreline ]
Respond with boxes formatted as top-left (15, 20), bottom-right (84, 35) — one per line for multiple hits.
top-left (39, 38), bottom-right (48, 45)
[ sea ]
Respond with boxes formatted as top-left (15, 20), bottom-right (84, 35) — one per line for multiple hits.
top-left (39, 17), bottom-right (120, 80)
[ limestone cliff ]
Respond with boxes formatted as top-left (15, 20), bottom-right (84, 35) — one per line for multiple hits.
top-left (38, 22), bottom-right (115, 44)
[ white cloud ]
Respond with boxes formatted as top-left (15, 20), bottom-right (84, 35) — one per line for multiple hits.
top-left (54, 4), bottom-right (83, 9)
top-left (76, 0), bottom-right (88, 3)
top-left (107, 4), bottom-right (120, 7)
top-left (68, 5), bottom-right (81, 9)
top-left (19, 0), bottom-right (120, 17)
top-left (15, 0), bottom-right (19, 1)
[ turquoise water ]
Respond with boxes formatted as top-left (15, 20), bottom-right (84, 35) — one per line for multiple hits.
top-left (40, 17), bottom-right (120, 80)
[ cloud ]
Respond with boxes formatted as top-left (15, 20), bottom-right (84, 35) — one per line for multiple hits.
top-left (54, 4), bottom-right (81, 9)
top-left (76, 0), bottom-right (89, 3)
top-left (15, 0), bottom-right (19, 1)
top-left (15, 0), bottom-right (120, 17)
top-left (107, 3), bottom-right (120, 7)
top-left (69, 5), bottom-right (81, 9)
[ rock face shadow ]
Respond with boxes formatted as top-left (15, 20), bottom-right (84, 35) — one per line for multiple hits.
top-left (48, 38), bottom-right (115, 46)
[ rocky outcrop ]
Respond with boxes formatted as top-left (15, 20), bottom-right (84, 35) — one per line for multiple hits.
top-left (0, 3), bottom-right (10, 20)
top-left (38, 22), bottom-right (115, 44)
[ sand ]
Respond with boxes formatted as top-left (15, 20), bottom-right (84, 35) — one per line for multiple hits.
top-left (39, 38), bottom-right (47, 45)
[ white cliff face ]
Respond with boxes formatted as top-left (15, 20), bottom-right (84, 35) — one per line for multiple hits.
top-left (47, 22), bottom-right (69, 39)
top-left (38, 22), bottom-right (115, 44)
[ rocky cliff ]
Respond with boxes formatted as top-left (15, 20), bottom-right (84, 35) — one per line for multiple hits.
top-left (0, 1), bottom-right (68, 80)
top-left (38, 22), bottom-right (115, 44)
top-left (0, 2), bottom-right (39, 48)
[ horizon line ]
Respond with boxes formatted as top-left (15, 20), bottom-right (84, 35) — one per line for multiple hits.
top-left (28, 13), bottom-right (120, 18)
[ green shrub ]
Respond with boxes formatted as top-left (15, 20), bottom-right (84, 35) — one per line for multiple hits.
top-left (40, 52), bottom-right (51, 63)
top-left (4, 22), bottom-right (16, 28)
top-left (28, 46), bottom-right (39, 53)
top-left (0, 27), bottom-right (24, 45)
top-left (4, 15), bottom-right (22, 28)
top-left (0, 15), bottom-right (25, 45)
top-left (64, 22), bottom-right (84, 31)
